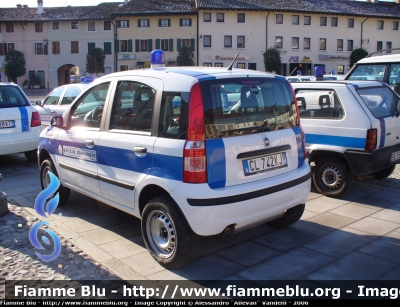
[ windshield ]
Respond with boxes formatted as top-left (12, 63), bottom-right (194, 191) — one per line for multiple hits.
top-left (200, 77), bottom-right (298, 139)
top-left (347, 64), bottom-right (386, 82)
top-left (357, 86), bottom-right (399, 118)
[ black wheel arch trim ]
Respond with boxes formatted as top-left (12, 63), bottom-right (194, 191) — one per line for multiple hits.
top-left (187, 171), bottom-right (311, 207)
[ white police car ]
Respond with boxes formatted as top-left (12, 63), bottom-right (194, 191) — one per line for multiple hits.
top-left (38, 51), bottom-right (311, 268)
top-left (0, 82), bottom-right (41, 161)
top-left (292, 80), bottom-right (400, 198)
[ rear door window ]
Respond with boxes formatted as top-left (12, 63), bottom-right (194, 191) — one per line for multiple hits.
top-left (295, 89), bottom-right (344, 119)
top-left (200, 77), bottom-right (298, 139)
top-left (158, 92), bottom-right (189, 139)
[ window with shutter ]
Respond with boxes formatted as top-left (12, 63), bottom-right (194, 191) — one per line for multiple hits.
top-left (104, 42), bottom-right (112, 55)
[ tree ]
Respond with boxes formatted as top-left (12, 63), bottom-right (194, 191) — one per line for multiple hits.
top-left (349, 48), bottom-right (368, 68)
top-left (4, 50), bottom-right (26, 83)
top-left (86, 48), bottom-right (105, 76)
top-left (176, 46), bottom-right (195, 66)
top-left (262, 47), bottom-right (281, 74)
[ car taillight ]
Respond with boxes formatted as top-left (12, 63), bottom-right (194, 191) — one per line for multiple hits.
top-left (183, 82), bottom-right (207, 183)
top-left (31, 111), bottom-right (41, 127)
top-left (365, 129), bottom-right (377, 151)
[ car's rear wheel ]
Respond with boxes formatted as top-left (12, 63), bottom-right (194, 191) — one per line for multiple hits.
top-left (40, 159), bottom-right (70, 206)
top-left (24, 150), bottom-right (38, 161)
top-left (371, 164), bottom-right (396, 180)
top-left (141, 196), bottom-right (198, 269)
top-left (312, 156), bottom-right (353, 198)
top-left (267, 204), bottom-right (305, 228)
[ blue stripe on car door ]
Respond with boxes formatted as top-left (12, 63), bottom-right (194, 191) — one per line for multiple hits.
top-left (306, 134), bottom-right (365, 149)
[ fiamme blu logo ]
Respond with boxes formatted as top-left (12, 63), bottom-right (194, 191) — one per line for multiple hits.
top-left (29, 172), bottom-right (62, 261)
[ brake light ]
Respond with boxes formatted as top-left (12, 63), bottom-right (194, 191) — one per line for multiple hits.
top-left (183, 82), bottom-right (207, 183)
top-left (365, 129), bottom-right (377, 151)
top-left (31, 111), bottom-right (41, 127)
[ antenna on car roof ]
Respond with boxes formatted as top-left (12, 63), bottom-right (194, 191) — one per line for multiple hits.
top-left (227, 31), bottom-right (253, 71)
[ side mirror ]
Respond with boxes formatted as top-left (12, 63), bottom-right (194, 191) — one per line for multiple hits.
top-left (35, 100), bottom-right (42, 106)
top-left (50, 116), bottom-right (64, 127)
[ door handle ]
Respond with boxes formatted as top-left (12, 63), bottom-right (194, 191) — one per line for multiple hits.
top-left (134, 146), bottom-right (147, 157)
top-left (85, 140), bottom-right (94, 146)
top-left (51, 110), bottom-right (56, 113)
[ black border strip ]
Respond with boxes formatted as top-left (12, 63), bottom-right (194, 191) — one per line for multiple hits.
top-left (59, 162), bottom-right (97, 179)
top-left (237, 145), bottom-right (291, 159)
top-left (187, 171), bottom-right (311, 206)
top-left (99, 176), bottom-right (134, 190)
top-left (59, 163), bottom-right (134, 190)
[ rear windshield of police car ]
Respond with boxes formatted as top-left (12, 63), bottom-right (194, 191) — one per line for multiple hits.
top-left (357, 86), bottom-right (400, 118)
top-left (0, 86), bottom-right (31, 108)
top-left (200, 77), bottom-right (298, 139)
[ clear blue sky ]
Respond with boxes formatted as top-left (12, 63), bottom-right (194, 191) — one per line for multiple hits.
top-left (1, 0), bottom-right (396, 8)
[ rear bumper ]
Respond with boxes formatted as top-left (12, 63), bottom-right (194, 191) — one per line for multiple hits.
top-left (0, 128), bottom-right (40, 155)
top-left (344, 143), bottom-right (400, 175)
top-left (171, 163), bottom-right (311, 236)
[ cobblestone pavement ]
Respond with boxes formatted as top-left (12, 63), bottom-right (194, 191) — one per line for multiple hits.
top-left (364, 164), bottom-right (400, 190)
top-left (1, 155), bottom-right (400, 299)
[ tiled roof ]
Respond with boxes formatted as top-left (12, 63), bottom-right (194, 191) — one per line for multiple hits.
top-left (0, 2), bottom-right (122, 22)
top-left (197, 0), bottom-right (400, 18)
top-left (112, 0), bottom-right (197, 16)
top-left (0, 0), bottom-right (399, 22)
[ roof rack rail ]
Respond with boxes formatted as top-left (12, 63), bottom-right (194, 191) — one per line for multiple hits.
top-left (367, 47), bottom-right (400, 57)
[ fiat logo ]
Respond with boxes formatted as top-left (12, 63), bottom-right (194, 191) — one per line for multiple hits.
top-left (263, 137), bottom-right (270, 147)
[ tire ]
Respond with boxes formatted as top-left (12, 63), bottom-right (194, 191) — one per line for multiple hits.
top-left (40, 159), bottom-right (70, 206)
top-left (371, 164), bottom-right (396, 180)
top-left (267, 204), bottom-right (305, 228)
top-left (24, 150), bottom-right (38, 161)
top-left (312, 156), bottom-right (353, 198)
top-left (141, 196), bottom-right (198, 269)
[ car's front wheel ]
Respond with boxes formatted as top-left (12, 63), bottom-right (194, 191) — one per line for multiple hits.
top-left (141, 196), bottom-right (198, 269)
top-left (40, 159), bottom-right (70, 206)
top-left (312, 156), bottom-right (353, 198)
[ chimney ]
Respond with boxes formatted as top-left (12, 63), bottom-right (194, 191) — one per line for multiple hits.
top-left (38, 0), bottom-right (43, 14)
top-left (16, 4), bottom-right (22, 8)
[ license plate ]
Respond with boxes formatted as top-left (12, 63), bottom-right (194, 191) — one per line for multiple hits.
top-left (0, 120), bottom-right (15, 129)
top-left (243, 152), bottom-right (288, 176)
top-left (391, 150), bottom-right (400, 162)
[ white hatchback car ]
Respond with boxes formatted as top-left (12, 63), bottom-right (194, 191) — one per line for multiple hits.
top-left (35, 83), bottom-right (89, 129)
top-left (0, 82), bottom-right (41, 161)
top-left (292, 80), bottom-right (400, 197)
top-left (38, 57), bottom-right (311, 268)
